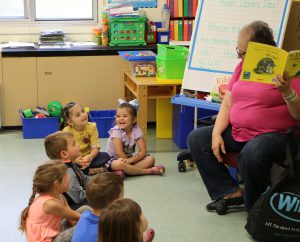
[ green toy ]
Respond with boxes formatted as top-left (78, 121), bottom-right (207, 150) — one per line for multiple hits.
top-left (48, 101), bottom-right (62, 117)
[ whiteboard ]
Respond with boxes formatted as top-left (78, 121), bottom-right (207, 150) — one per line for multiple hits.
top-left (182, 0), bottom-right (292, 92)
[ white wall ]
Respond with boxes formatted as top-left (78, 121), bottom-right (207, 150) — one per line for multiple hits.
top-left (0, 0), bottom-right (166, 42)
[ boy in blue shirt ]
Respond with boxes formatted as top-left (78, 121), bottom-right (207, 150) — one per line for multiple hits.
top-left (72, 173), bottom-right (124, 242)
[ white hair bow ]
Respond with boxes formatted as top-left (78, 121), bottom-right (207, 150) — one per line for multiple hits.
top-left (118, 99), bottom-right (140, 111)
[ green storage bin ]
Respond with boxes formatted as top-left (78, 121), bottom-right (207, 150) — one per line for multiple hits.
top-left (156, 56), bottom-right (187, 79)
top-left (157, 44), bottom-right (189, 60)
top-left (109, 16), bottom-right (147, 46)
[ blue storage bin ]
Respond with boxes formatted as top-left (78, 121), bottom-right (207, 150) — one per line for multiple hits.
top-left (157, 30), bottom-right (170, 44)
top-left (172, 104), bottom-right (218, 149)
top-left (118, 50), bottom-right (156, 61)
top-left (89, 110), bottom-right (116, 138)
top-left (22, 117), bottom-right (60, 139)
top-left (172, 105), bottom-right (194, 149)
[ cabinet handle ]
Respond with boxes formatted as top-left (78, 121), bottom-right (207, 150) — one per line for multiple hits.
top-left (44, 71), bottom-right (52, 75)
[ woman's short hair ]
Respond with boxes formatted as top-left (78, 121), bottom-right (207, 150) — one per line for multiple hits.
top-left (244, 20), bottom-right (276, 47)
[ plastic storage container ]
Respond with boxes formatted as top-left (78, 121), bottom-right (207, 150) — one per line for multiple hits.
top-left (118, 50), bottom-right (157, 77)
top-left (156, 56), bottom-right (186, 79)
top-left (89, 110), bottom-right (116, 138)
top-left (22, 117), bottom-right (60, 139)
top-left (157, 30), bottom-right (170, 44)
top-left (157, 44), bottom-right (189, 59)
top-left (130, 61), bottom-right (156, 77)
top-left (109, 16), bottom-right (147, 46)
top-left (161, 4), bottom-right (170, 30)
top-left (172, 105), bottom-right (194, 149)
top-left (118, 50), bottom-right (156, 61)
top-left (172, 105), bottom-right (218, 149)
top-left (156, 44), bottom-right (189, 79)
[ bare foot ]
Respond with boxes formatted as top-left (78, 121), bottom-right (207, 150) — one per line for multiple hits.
top-left (148, 165), bottom-right (165, 175)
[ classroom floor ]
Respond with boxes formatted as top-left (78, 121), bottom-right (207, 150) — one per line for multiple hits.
top-left (0, 125), bottom-right (256, 242)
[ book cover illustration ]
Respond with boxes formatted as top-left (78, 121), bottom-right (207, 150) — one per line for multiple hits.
top-left (209, 74), bottom-right (231, 102)
top-left (285, 51), bottom-right (300, 78)
top-left (241, 42), bottom-right (287, 85)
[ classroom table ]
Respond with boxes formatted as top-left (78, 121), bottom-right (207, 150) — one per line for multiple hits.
top-left (122, 70), bottom-right (182, 140)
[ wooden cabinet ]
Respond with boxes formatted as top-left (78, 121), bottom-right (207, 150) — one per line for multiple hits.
top-left (37, 56), bottom-right (127, 110)
top-left (1, 56), bottom-right (128, 126)
top-left (2, 58), bottom-right (37, 126)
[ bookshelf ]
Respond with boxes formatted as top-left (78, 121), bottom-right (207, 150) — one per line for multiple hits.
top-left (167, 0), bottom-right (198, 42)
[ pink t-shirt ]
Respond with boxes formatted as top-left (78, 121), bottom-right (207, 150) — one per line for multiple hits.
top-left (25, 195), bottom-right (62, 242)
top-left (228, 61), bottom-right (300, 142)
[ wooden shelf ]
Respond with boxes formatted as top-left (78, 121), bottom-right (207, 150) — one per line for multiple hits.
top-left (122, 70), bottom-right (182, 140)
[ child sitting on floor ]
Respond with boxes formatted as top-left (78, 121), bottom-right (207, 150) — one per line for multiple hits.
top-left (19, 161), bottom-right (87, 242)
top-left (105, 99), bottom-right (165, 176)
top-left (60, 102), bottom-right (110, 175)
top-left (44, 131), bottom-right (90, 210)
top-left (71, 173), bottom-right (124, 242)
top-left (98, 198), bottom-right (155, 242)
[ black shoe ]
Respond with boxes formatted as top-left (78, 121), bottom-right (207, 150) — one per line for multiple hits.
top-left (216, 196), bottom-right (244, 215)
top-left (206, 198), bottom-right (222, 212)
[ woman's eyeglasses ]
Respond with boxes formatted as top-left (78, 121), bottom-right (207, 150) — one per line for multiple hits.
top-left (236, 47), bottom-right (246, 58)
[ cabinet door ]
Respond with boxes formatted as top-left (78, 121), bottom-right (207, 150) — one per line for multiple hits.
top-left (2, 57), bottom-right (37, 126)
top-left (37, 56), bottom-right (128, 110)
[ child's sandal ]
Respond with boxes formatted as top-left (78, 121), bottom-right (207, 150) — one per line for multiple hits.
top-left (143, 228), bottom-right (155, 242)
top-left (88, 167), bottom-right (106, 176)
top-left (149, 165), bottom-right (165, 175)
top-left (114, 170), bottom-right (125, 180)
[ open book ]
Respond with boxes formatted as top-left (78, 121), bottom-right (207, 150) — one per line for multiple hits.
top-left (241, 42), bottom-right (300, 85)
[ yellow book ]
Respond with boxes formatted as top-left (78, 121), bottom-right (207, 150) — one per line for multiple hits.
top-left (178, 0), bottom-right (183, 17)
top-left (174, 20), bottom-right (179, 41)
top-left (241, 42), bottom-right (300, 85)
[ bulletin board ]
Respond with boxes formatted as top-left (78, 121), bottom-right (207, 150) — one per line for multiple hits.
top-left (182, 0), bottom-right (292, 92)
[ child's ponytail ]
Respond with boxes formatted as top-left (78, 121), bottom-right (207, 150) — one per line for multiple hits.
top-left (59, 102), bottom-right (76, 130)
top-left (19, 161), bottom-right (67, 232)
top-left (19, 186), bottom-right (36, 232)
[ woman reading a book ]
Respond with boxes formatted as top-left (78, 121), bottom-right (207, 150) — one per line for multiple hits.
top-left (188, 21), bottom-right (300, 214)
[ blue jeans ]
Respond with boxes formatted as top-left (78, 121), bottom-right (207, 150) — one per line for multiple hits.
top-left (82, 152), bottom-right (110, 174)
top-left (187, 125), bottom-right (287, 210)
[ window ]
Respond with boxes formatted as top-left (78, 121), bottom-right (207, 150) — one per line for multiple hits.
top-left (0, 0), bottom-right (97, 22)
top-left (35, 0), bottom-right (94, 20)
top-left (0, 0), bottom-right (26, 19)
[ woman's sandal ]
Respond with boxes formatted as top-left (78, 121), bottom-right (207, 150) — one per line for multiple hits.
top-left (149, 165), bottom-right (165, 175)
top-left (216, 196), bottom-right (244, 215)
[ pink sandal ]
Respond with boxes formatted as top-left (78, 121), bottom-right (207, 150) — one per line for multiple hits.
top-left (143, 228), bottom-right (155, 242)
top-left (114, 170), bottom-right (125, 180)
top-left (149, 165), bottom-right (165, 175)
